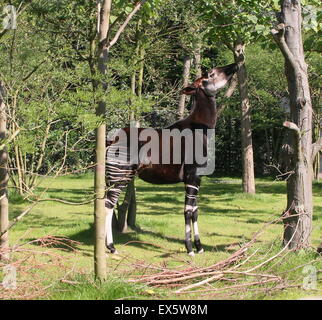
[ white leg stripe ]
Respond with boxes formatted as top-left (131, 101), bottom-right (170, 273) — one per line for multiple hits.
top-left (105, 208), bottom-right (114, 245)
top-left (193, 221), bottom-right (199, 237)
top-left (186, 184), bottom-right (199, 190)
top-left (185, 205), bottom-right (198, 212)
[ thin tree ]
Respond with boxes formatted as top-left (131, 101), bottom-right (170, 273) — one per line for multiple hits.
top-left (194, 44), bottom-right (202, 79)
top-left (0, 81), bottom-right (9, 261)
top-left (0, 0), bottom-right (34, 262)
top-left (94, 0), bottom-right (147, 281)
top-left (271, 0), bottom-right (322, 249)
top-left (94, 0), bottom-right (112, 282)
top-left (178, 56), bottom-right (192, 119)
top-left (196, 0), bottom-right (259, 194)
top-left (231, 40), bottom-right (256, 194)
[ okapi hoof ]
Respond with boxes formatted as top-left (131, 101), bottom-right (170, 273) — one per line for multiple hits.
top-left (197, 248), bottom-right (204, 254)
top-left (107, 243), bottom-right (118, 254)
top-left (188, 251), bottom-right (195, 257)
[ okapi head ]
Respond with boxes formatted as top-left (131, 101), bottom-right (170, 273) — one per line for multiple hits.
top-left (182, 63), bottom-right (238, 97)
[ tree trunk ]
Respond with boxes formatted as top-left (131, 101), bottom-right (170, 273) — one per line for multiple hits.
top-left (194, 43), bottom-right (202, 78)
top-left (272, 0), bottom-right (319, 249)
top-left (233, 41), bottom-right (256, 194)
top-left (313, 153), bottom-right (319, 181)
top-left (94, 0), bottom-right (112, 281)
top-left (178, 56), bottom-right (192, 119)
top-left (137, 45), bottom-right (145, 99)
top-left (312, 117), bottom-right (321, 181)
top-left (0, 81), bottom-right (9, 261)
top-left (127, 179), bottom-right (137, 229)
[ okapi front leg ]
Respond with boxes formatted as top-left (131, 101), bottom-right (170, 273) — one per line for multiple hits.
top-left (184, 210), bottom-right (194, 256)
top-left (105, 183), bottom-right (129, 254)
top-left (184, 184), bottom-right (204, 255)
top-left (105, 206), bottom-right (117, 254)
top-left (191, 207), bottom-right (204, 253)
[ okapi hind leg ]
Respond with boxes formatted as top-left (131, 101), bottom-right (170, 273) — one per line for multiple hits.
top-left (105, 206), bottom-right (117, 254)
top-left (105, 182), bottom-right (129, 254)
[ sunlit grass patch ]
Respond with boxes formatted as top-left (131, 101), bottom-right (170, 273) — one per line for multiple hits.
top-left (49, 275), bottom-right (149, 300)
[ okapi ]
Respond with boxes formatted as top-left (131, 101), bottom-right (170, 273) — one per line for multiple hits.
top-left (105, 63), bottom-right (238, 256)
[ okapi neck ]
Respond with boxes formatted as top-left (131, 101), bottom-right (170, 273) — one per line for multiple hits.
top-left (190, 93), bottom-right (217, 129)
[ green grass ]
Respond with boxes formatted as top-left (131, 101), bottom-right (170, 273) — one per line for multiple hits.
top-left (4, 174), bottom-right (322, 300)
top-left (49, 275), bottom-right (149, 300)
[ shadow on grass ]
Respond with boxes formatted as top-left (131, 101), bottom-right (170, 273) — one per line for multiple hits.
top-left (138, 179), bottom-right (287, 198)
top-left (68, 222), bottom-right (250, 255)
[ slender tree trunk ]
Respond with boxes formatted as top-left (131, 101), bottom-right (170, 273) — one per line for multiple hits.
top-left (178, 56), bottom-right (192, 119)
top-left (233, 41), bottom-right (256, 194)
top-left (137, 45), bottom-right (145, 99)
top-left (127, 179), bottom-right (137, 229)
top-left (119, 23), bottom-right (143, 232)
top-left (128, 27), bottom-right (144, 228)
top-left (194, 43), bottom-right (202, 78)
top-left (312, 119), bottom-right (321, 181)
top-left (0, 81), bottom-right (9, 261)
top-left (94, 0), bottom-right (112, 281)
top-left (116, 120), bottom-right (139, 233)
top-left (272, 0), bottom-right (321, 249)
top-left (131, 19), bottom-right (141, 98)
top-left (117, 20), bottom-right (145, 233)
top-left (313, 153), bottom-right (319, 181)
top-left (93, 1), bottom-right (145, 267)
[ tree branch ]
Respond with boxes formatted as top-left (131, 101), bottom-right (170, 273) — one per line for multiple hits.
top-left (217, 74), bottom-right (238, 116)
top-left (283, 121), bottom-right (300, 135)
top-left (106, 0), bottom-right (147, 51)
top-left (312, 137), bottom-right (322, 162)
top-left (271, 24), bottom-right (300, 74)
top-left (283, 121), bottom-right (302, 163)
top-left (0, 128), bottom-right (21, 151)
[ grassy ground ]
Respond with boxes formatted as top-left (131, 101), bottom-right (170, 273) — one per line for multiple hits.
top-left (4, 174), bottom-right (322, 300)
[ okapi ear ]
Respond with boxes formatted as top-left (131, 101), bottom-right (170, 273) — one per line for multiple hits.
top-left (182, 86), bottom-right (196, 95)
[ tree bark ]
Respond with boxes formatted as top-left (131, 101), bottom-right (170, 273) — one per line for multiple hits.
top-left (0, 81), bottom-right (9, 261)
top-left (272, 0), bottom-right (316, 249)
top-left (178, 56), bottom-right (192, 119)
top-left (233, 41), bottom-right (256, 194)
